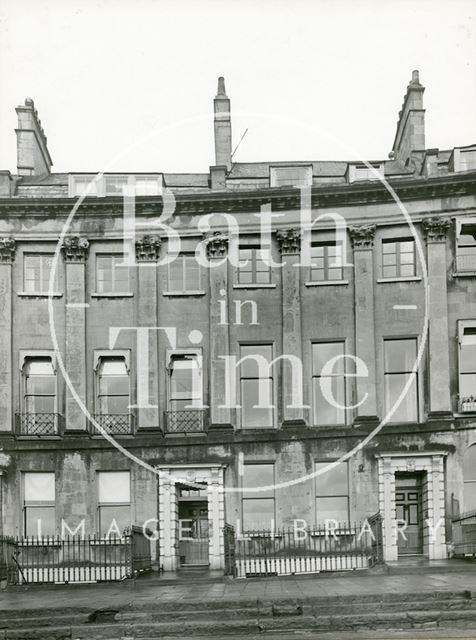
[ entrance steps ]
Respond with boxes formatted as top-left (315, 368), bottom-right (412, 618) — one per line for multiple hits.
top-left (2, 590), bottom-right (476, 637)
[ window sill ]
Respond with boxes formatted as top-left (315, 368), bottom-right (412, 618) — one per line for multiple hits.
top-left (91, 292), bottom-right (134, 298)
top-left (453, 271), bottom-right (476, 278)
top-left (162, 290), bottom-right (206, 297)
top-left (377, 276), bottom-right (421, 283)
top-left (233, 283), bottom-right (276, 290)
top-left (17, 291), bottom-right (63, 298)
top-left (304, 280), bottom-right (349, 287)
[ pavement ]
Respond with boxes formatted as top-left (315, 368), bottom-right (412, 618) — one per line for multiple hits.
top-left (2, 565), bottom-right (476, 612)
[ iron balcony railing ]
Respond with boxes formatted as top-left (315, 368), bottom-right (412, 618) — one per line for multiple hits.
top-left (91, 413), bottom-right (135, 435)
top-left (15, 413), bottom-right (63, 436)
top-left (458, 397), bottom-right (476, 413)
top-left (163, 409), bottom-right (207, 434)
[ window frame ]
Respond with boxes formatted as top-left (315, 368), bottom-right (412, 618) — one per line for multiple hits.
top-left (21, 354), bottom-right (58, 420)
top-left (241, 462), bottom-right (276, 533)
top-left (269, 165), bottom-right (313, 188)
top-left (238, 343), bottom-right (275, 429)
top-left (95, 253), bottom-right (130, 294)
top-left (457, 320), bottom-right (476, 412)
top-left (97, 471), bottom-right (131, 537)
top-left (167, 253), bottom-right (201, 293)
top-left (383, 337), bottom-right (419, 423)
top-left (23, 472), bottom-right (56, 538)
top-left (94, 354), bottom-right (131, 416)
top-left (381, 238), bottom-right (416, 279)
top-left (23, 253), bottom-right (59, 294)
top-left (166, 349), bottom-right (203, 411)
top-left (455, 218), bottom-right (476, 274)
top-left (309, 241), bottom-right (344, 282)
top-left (314, 460), bottom-right (350, 527)
top-left (311, 340), bottom-right (347, 426)
top-left (237, 245), bottom-right (272, 286)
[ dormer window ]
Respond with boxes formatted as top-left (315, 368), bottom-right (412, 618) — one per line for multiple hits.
top-left (270, 165), bottom-right (312, 188)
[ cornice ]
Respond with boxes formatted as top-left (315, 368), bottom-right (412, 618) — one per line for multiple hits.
top-left (0, 172), bottom-right (475, 218)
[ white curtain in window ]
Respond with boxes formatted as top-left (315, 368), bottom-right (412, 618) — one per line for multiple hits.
top-left (98, 471), bottom-right (130, 503)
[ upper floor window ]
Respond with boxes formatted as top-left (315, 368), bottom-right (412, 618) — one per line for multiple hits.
top-left (69, 174), bottom-right (163, 198)
top-left (23, 357), bottom-right (56, 415)
top-left (97, 471), bottom-right (131, 537)
top-left (70, 175), bottom-right (98, 197)
top-left (310, 242), bottom-right (343, 282)
top-left (312, 342), bottom-right (346, 425)
top-left (384, 338), bottom-right (418, 422)
top-left (458, 323), bottom-right (476, 412)
top-left (270, 165), bottom-right (312, 188)
top-left (242, 463), bottom-right (275, 531)
top-left (96, 254), bottom-right (129, 293)
top-left (23, 472), bottom-right (55, 537)
top-left (348, 163), bottom-right (384, 183)
top-left (97, 357), bottom-right (130, 415)
top-left (456, 221), bottom-right (476, 273)
top-left (315, 462), bottom-right (349, 525)
top-left (168, 353), bottom-right (202, 410)
top-left (382, 239), bottom-right (416, 278)
top-left (168, 254), bottom-right (200, 292)
top-left (24, 254), bottom-right (58, 293)
top-left (238, 246), bottom-right (271, 285)
top-left (239, 344), bottom-right (274, 428)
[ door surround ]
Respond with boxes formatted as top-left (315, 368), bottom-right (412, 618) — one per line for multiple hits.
top-left (376, 452), bottom-right (447, 562)
top-left (157, 464), bottom-right (226, 572)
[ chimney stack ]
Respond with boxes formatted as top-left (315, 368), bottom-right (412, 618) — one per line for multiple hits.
top-left (15, 98), bottom-right (53, 177)
top-left (213, 77), bottom-right (232, 171)
top-left (391, 70), bottom-right (425, 169)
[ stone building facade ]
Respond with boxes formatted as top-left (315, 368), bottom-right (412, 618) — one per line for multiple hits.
top-left (0, 72), bottom-right (476, 570)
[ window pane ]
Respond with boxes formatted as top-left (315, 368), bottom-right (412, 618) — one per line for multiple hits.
top-left (383, 265), bottom-right (397, 278)
top-left (383, 241), bottom-right (396, 254)
top-left (243, 464), bottom-right (274, 497)
top-left (184, 256), bottom-right (200, 289)
top-left (98, 472), bottom-right (130, 503)
top-left (27, 396), bottom-right (55, 413)
top-left (243, 498), bottom-right (274, 530)
top-left (105, 176), bottom-right (128, 195)
top-left (171, 367), bottom-right (194, 397)
top-left (313, 377), bottom-right (345, 424)
top-left (24, 359), bottom-right (54, 375)
top-left (385, 373), bottom-right (418, 421)
top-left (25, 473), bottom-right (55, 501)
top-left (384, 339), bottom-right (416, 373)
top-left (400, 264), bottom-right (415, 277)
top-left (312, 342), bottom-right (345, 374)
top-left (25, 506), bottom-right (56, 537)
top-left (399, 241), bottom-right (414, 253)
top-left (316, 496), bottom-right (349, 525)
top-left (168, 256), bottom-right (184, 290)
top-left (461, 331), bottom-right (476, 373)
top-left (315, 462), bottom-right (348, 496)
top-left (241, 379), bottom-right (273, 427)
top-left (27, 375), bottom-right (56, 395)
top-left (100, 359), bottom-right (128, 376)
top-left (99, 505), bottom-right (131, 536)
top-left (134, 178), bottom-right (161, 195)
top-left (383, 253), bottom-right (397, 265)
top-left (100, 375), bottom-right (129, 395)
top-left (240, 345), bottom-right (272, 377)
top-left (460, 373), bottom-right (476, 397)
top-left (102, 395), bottom-right (129, 414)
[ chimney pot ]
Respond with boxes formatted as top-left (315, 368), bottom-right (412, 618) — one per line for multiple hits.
top-left (217, 76), bottom-right (227, 97)
top-left (411, 70), bottom-right (420, 84)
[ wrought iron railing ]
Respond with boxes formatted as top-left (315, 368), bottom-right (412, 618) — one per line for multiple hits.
top-left (163, 409), bottom-right (206, 434)
top-left (91, 413), bottom-right (135, 435)
top-left (458, 396), bottom-right (476, 413)
top-left (452, 510), bottom-right (476, 557)
top-left (15, 413), bottom-right (63, 436)
top-left (1, 527), bottom-right (152, 585)
top-left (229, 516), bottom-right (384, 578)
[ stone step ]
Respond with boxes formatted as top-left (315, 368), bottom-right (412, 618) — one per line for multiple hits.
top-left (4, 607), bottom-right (476, 639)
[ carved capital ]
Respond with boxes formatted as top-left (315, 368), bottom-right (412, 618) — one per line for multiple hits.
top-left (61, 236), bottom-right (89, 262)
top-left (422, 216), bottom-right (451, 242)
top-left (275, 228), bottom-right (301, 255)
top-left (206, 231), bottom-right (229, 259)
top-left (135, 235), bottom-right (162, 262)
top-left (349, 224), bottom-right (376, 249)
top-left (0, 237), bottom-right (16, 263)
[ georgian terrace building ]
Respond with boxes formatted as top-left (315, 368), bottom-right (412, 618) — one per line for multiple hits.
top-left (0, 72), bottom-right (475, 571)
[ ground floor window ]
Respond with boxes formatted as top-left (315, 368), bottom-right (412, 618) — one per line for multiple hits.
top-left (463, 444), bottom-right (476, 512)
top-left (97, 471), bottom-right (131, 536)
top-left (315, 461), bottom-right (349, 526)
top-left (23, 472), bottom-right (55, 537)
top-left (242, 463), bottom-right (275, 531)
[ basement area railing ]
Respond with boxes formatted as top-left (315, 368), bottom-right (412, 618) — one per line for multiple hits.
top-left (452, 510), bottom-right (476, 557)
top-left (0, 526), bottom-right (152, 585)
top-left (224, 514), bottom-right (384, 578)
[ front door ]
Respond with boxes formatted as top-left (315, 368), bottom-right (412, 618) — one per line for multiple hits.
top-left (395, 473), bottom-right (423, 555)
top-left (178, 500), bottom-right (209, 566)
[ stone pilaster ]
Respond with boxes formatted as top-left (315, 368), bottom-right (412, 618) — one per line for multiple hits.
top-left (276, 229), bottom-right (305, 425)
top-left (61, 236), bottom-right (89, 431)
top-left (0, 238), bottom-right (15, 432)
top-left (349, 225), bottom-right (378, 424)
top-left (135, 235), bottom-right (161, 428)
top-left (422, 217), bottom-right (452, 417)
top-left (207, 233), bottom-right (232, 427)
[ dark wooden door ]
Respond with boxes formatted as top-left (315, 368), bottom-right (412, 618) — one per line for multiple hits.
top-left (395, 474), bottom-right (423, 555)
top-left (178, 501), bottom-right (209, 566)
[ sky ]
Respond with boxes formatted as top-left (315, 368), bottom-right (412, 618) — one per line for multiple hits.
top-left (0, 0), bottom-right (475, 173)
